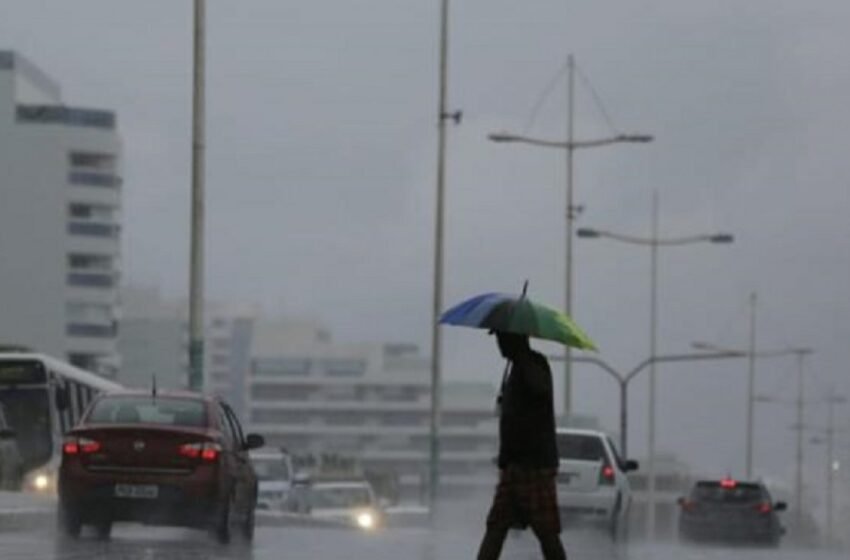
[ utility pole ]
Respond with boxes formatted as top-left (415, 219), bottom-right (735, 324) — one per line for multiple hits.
top-left (793, 350), bottom-right (808, 528)
top-left (188, 0), bottom-right (206, 392)
top-left (429, 0), bottom-right (452, 517)
top-left (825, 391), bottom-right (835, 544)
top-left (745, 292), bottom-right (757, 478)
top-left (646, 191), bottom-right (660, 540)
top-left (563, 54), bottom-right (575, 420)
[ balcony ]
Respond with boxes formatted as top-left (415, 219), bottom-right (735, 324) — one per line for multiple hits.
top-left (66, 323), bottom-right (116, 339)
top-left (69, 171), bottom-right (121, 189)
top-left (16, 104), bottom-right (115, 129)
top-left (67, 271), bottom-right (115, 289)
top-left (68, 222), bottom-right (120, 239)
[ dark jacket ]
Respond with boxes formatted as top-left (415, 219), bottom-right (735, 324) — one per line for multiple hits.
top-left (497, 350), bottom-right (558, 469)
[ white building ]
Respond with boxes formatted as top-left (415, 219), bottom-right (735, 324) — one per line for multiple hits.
top-left (117, 286), bottom-right (256, 419)
top-left (246, 320), bottom-right (499, 499)
top-left (0, 50), bottom-right (121, 377)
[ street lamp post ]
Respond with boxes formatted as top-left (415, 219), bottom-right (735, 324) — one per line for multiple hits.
top-left (691, 341), bottom-right (814, 481)
top-left (556, 351), bottom-right (746, 458)
top-left (188, 0), bottom-right (206, 392)
top-left (429, 0), bottom-right (462, 517)
top-left (488, 56), bottom-right (651, 420)
top-left (807, 393), bottom-right (846, 545)
top-left (577, 196), bottom-right (734, 541)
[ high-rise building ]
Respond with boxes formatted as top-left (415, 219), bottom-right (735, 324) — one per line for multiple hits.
top-left (0, 50), bottom-right (122, 377)
top-left (117, 286), bottom-right (256, 419)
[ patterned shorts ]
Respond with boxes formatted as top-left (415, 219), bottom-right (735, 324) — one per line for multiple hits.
top-left (486, 466), bottom-right (561, 534)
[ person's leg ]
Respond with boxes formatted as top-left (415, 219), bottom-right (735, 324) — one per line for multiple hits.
top-left (476, 523), bottom-right (510, 560)
top-left (530, 525), bottom-right (567, 560)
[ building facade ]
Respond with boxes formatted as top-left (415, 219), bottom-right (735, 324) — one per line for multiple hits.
top-left (117, 286), bottom-right (256, 419)
top-left (0, 51), bottom-right (122, 377)
top-left (246, 321), bottom-right (499, 499)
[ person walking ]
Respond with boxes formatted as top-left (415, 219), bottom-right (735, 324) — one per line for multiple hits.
top-left (476, 331), bottom-right (567, 560)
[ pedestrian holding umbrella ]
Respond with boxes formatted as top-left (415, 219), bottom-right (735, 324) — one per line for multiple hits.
top-left (440, 281), bottom-right (595, 560)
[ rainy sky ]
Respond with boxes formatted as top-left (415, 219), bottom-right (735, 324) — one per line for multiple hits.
top-left (2, 1), bottom-right (849, 497)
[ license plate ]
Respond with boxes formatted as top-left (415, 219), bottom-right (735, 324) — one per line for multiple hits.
top-left (114, 484), bottom-right (158, 499)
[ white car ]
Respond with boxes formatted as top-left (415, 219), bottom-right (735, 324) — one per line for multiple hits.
top-left (308, 480), bottom-right (383, 531)
top-left (250, 449), bottom-right (293, 511)
top-left (555, 428), bottom-right (638, 540)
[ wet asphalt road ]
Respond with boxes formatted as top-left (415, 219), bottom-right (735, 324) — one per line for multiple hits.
top-left (0, 524), bottom-right (846, 560)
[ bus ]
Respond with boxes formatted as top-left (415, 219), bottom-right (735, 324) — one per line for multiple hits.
top-left (0, 352), bottom-right (122, 493)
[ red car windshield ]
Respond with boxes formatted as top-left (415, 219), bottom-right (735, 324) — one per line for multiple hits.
top-left (87, 396), bottom-right (207, 428)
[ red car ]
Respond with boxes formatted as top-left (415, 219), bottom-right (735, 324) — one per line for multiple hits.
top-left (58, 390), bottom-right (264, 543)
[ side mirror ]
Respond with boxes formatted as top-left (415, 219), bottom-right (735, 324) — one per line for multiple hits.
top-left (774, 501), bottom-right (788, 512)
top-left (0, 428), bottom-right (15, 440)
top-left (676, 496), bottom-right (686, 506)
top-left (624, 460), bottom-right (639, 472)
top-left (245, 433), bottom-right (265, 450)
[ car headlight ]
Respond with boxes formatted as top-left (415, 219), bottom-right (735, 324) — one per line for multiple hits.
top-left (34, 474), bottom-right (49, 490)
top-left (356, 511), bottom-right (375, 530)
top-left (24, 471), bottom-right (55, 493)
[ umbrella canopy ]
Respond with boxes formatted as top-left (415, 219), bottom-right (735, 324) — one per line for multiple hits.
top-left (439, 291), bottom-right (597, 351)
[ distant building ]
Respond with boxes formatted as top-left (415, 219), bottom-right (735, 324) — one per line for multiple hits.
top-left (0, 50), bottom-right (122, 377)
top-left (246, 320), bottom-right (499, 499)
top-left (117, 286), bottom-right (256, 419)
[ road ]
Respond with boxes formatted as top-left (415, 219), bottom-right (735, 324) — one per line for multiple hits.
top-left (0, 523), bottom-right (845, 560)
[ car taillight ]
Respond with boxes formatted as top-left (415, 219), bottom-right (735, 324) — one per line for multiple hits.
top-left (720, 478), bottom-right (737, 489)
top-left (63, 437), bottom-right (100, 455)
top-left (179, 442), bottom-right (221, 462)
top-left (756, 502), bottom-right (772, 514)
top-left (599, 465), bottom-right (615, 486)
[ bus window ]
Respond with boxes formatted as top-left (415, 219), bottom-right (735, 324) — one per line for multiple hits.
top-left (75, 383), bottom-right (88, 424)
top-left (53, 378), bottom-right (70, 434)
top-left (0, 384), bottom-right (52, 472)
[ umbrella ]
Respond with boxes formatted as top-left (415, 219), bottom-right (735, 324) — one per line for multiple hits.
top-left (439, 283), bottom-right (597, 351)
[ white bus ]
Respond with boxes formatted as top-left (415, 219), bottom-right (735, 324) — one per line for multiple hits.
top-left (0, 352), bottom-right (122, 493)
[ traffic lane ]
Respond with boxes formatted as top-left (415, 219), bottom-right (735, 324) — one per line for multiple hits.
top-left (0, 525), bottom-right (608, 560)
top-left (0, 524), bottom-right (843, 560)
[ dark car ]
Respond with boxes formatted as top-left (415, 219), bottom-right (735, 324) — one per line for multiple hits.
top-left (58, 391), bottom-right (264, 543)
top-left (678, 478), bottom-right (787, 546)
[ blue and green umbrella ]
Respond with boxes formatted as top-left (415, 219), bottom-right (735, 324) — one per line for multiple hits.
top-left (439, 284), bottom-right (597, 351)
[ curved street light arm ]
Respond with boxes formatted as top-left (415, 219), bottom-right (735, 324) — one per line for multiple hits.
top-left (624, 351), bottom-right (746, 383)
top-left (489, 134), bottom-right (649, 151)
top-left (592, 230), bottom-right (717, 247)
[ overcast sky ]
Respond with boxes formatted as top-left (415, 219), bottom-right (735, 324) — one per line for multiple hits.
top-left (3, 1), bottom-right (849, 502)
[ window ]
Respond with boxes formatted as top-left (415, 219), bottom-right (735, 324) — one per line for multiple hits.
top-left (692, 481), bottom-right (765, 504)
top-left (17, 105), bottom-right (115, 128)
top-left (253, 358), bottom-right (311, 376)
top-left (67, 222), bottom-right (119, 238)
top-left (68, 171), bottom-right (121, 188)
top-left (66, 323), bottom-right (115, 338)
top-left (67, 272), bottom-right (115, 288)
top-left (323, 359), bottom-right (367, 377)
top-left (222, 403), bottom-right (244, 448)
top-left (68, 253), bottom-right (113, 272)
top-left (69, 151), bottom-right (116, 171)
top-left (66, 302), bottom-right (112, 323)
top-left (250, 409), bottom-right (310, 424)
top-left (216, 406), bottom-right (235, 447)
top-left (249, 384), bottom-right (312, 401)
top-left (556, 434), bottom-right (607, 461)
top-left (68, 203), bottom-right (115, 222)
top-left (88, 396), bottom-right (206, 427)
